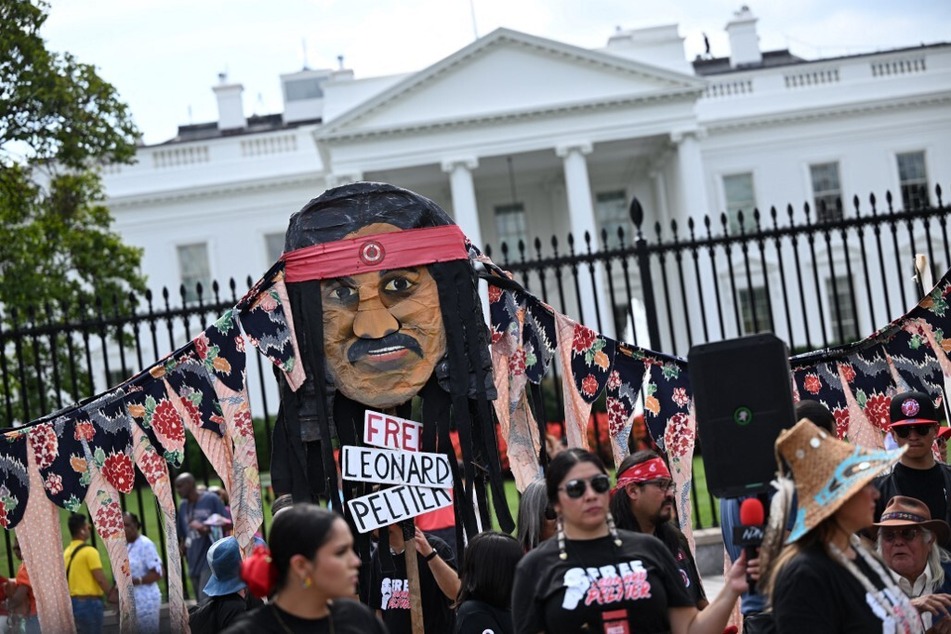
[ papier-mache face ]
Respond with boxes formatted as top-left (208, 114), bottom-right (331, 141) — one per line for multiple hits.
top-left (320, 223), bottom-right (446, 407)
top-left (283, 183), bottom-right (467, 408)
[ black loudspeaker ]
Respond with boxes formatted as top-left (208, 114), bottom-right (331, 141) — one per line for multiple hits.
top-left (688, 333), bottom-right (796, 498)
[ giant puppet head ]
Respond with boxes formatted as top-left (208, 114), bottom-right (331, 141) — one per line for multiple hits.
top-left (276, 183), bottom-right (512, 539)
top-left (282, 183), bottom-right (460, 408)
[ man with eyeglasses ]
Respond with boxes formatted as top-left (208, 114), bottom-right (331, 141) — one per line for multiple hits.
top-left (608, 450), bottom-right (709, 609)
top-left (873, 495), bottom-right (951, 631)
top-left (874, 391), bottom-right (951, 546)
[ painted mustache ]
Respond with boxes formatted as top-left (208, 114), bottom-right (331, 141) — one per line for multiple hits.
top-left (347, 332), bottom-right (423, 363)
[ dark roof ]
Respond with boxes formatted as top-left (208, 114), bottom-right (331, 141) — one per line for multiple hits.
top-left (693, 42), bottom-right (949, 76)
top-left (160, 113), bottom-right (321, 145)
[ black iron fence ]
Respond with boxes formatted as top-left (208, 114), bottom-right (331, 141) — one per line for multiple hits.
top-left (0, 185), bottom-right (947, 582)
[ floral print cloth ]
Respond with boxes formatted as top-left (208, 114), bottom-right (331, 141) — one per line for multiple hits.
top-left (17, 444), bottom-right (75, 634)
top-left (791, 271), bottom-right (951, 449)
top-left (237, 265), bottom-right (306, 391)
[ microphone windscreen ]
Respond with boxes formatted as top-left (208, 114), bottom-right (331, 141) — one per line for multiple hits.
top-left (739, 497), bottom-right (765, 526)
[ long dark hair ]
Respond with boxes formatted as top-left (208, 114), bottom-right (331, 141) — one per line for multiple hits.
top-left (546, 448), bottom-right (608, 505)
top-left (609, 450), bottom-right (681, 554)
top-left (455, 530), bottom-right (523, 609)
top-left (269, 504), bottom-right (341, 591)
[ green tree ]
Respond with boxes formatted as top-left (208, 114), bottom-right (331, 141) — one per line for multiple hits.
top-left (0, 0), bottom-right (146, 424)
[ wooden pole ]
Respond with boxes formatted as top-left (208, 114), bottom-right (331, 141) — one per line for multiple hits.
top-left (401, 518), bottom-right (425, 634)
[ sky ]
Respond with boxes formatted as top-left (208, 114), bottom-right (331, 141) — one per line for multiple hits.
top-left (42, 0), bottom-right (951, 145)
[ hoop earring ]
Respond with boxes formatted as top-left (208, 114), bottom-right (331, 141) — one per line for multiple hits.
top-left (606, 510), bottom-right (623, 547)
top-left (557, 515), bottom-right (567, 560)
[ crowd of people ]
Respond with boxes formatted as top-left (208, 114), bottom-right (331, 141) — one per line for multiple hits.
top-left (24, 388), bottom-right (951, 633)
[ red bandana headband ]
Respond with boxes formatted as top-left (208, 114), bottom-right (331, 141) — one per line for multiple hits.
top-left (613, 457), bottom-right (671, 493)
top-left (282, 225), bottom-right (468, 282)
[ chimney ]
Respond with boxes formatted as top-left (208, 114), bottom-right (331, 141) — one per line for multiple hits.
top-left (726, 5), bottom-right (762, 68)
top-left (213, 73), bottom-right (246, 131)
top-left (603, 24), bottom-right (692, 75)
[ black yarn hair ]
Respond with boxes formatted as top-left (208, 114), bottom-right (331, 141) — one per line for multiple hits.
top-left (273, 182), bottom-right (514, 572)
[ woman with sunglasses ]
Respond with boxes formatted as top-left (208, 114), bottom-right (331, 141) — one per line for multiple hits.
top-left (610, 450), bottom-right (708, 609)
top-left (512, 448), bottom-right (750, 634)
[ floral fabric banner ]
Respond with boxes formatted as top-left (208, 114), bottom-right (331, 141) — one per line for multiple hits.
top-left (0, 431), bottom-right (28, 529)
top-left (237, 266), bottom-right (306, 391)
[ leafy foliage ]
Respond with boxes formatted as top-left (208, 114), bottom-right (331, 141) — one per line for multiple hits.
top-left (0, 1), bottom-right (146, 424)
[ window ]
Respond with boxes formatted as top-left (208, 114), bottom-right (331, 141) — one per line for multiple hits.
top-left (265, 232), bottom-right (285, 265)
top-left (494, 203), bottom-right (527, 253)
top-left (810, 162), bottom-right (842, 222)
top-left (177, 242), bottom-right (211, 303)
top-left (897, 151), bottom-right (929, 210)
top-left (738, 286), bottom-right (773, 334)
top-left (826, 276), bottom-right (857, 343)
top-left (595, 190), bottom-right (632, 248)
top-left (723, 173), bottom-right (755, 232)
top-left (284, 78), bottom-right (323, 101)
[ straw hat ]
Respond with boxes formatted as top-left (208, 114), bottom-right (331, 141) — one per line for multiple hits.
top-left (776, 419), bottom-right (904, 543)
top-left (871, 495), bottom-right (951, 544)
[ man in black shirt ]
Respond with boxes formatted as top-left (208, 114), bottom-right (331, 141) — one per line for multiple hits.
top-left (369, 522), bottom-right (459, 634)
top-left (874, 391), bottom-right (951, 546)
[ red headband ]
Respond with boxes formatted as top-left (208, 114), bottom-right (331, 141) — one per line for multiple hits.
top-left (282, 225), bottom-right (468, 282)
top-left (613, 457), bottom-right (671, 493)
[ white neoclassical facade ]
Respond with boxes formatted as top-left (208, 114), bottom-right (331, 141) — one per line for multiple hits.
top-left (102, 7), bottom-right (951, 379)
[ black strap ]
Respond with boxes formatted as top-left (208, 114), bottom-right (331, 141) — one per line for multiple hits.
top-left (66, 543), bottom-right (93, 581)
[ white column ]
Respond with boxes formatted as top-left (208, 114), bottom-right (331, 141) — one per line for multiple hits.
top-left (556, 142), bottom-right (614, 334)
top-left (671, 129), bottom-right (712, 350)
top-left (441, 158), bottom-right (483, 250)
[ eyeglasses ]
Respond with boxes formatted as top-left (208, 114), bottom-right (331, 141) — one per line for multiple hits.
top-left (892, 424), bottom-right (936, 439)
top-left (559, 474), bottom-right (611, 499)
top-left (881, 527), bottom-right (921, 542)
top-left (641, 479), bottom-right (675, 491)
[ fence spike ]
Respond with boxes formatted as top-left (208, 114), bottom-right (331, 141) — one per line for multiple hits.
top-left (853, 195), bottom-right (861, 216)
top-left (628, 196), bottom-right (644, 228)
top-left (937, 183), bottom-right (943, 207)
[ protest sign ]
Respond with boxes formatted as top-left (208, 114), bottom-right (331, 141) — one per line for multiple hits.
top-left (348, 485), bottom-right (453, 534)
top-left (341, 446), bottom-right (453, 488)
top-left (364, 410), bottom-right (423, 452)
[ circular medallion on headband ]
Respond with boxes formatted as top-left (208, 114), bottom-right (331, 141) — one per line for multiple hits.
top-left (360, 240), bottom-right (385, 265)
top-left (901, 398), bottom-right (920, 418)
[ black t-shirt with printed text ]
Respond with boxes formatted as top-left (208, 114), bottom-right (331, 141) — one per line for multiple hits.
top-left (772, 542), bottom-right (922, 633)
top-left (511, 530), bottom-right (694, 634)
top-left (370, 534), bottom-right (456, 634)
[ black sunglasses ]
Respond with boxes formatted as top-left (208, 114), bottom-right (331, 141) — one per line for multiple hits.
top-left (881, 527), bottom-right (921, 542)
top-left (560, 474), bottom-right (611, 499)
top-left (892, 424), bottom-right (936, 439)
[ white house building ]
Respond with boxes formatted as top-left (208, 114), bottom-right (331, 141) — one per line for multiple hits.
top-left (99, 7), bottom-right (951, 403)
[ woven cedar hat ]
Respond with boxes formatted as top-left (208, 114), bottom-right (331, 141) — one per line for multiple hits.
top-left (889, 391), bottom-right (940, 428)
top-left (871, 495), bottom-right (951, 544)
top-left (777, 419), bottom-right (904, 543)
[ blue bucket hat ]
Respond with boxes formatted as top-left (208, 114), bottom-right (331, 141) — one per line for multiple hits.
top-left (203, 537), bottom-right (246, 597)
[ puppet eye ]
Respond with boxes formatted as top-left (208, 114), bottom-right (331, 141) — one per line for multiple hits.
top-left (330, 286), bottom-right (355, 300)
top-left (383, 276), bottom-right (413, 293)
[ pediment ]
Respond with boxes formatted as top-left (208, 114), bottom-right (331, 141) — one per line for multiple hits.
top-left (319, 28), bottom-right (704, 140)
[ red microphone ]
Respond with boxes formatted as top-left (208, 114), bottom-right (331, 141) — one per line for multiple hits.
top-left (736, 497), bottom-right (765, 591)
